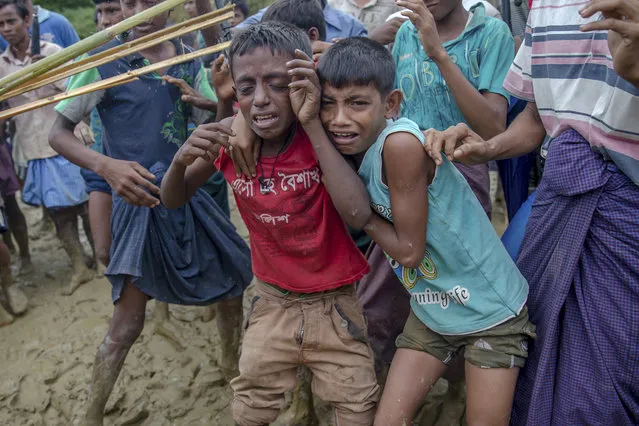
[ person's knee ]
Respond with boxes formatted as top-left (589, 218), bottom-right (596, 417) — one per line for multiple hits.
top-left (232, 398), bottom-right (279, 426)
top-left (106, 315), bottom-right (144, 349)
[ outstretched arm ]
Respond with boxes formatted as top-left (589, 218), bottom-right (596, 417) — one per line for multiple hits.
top-left (49, 113), bottom-right (160, 207)
top-left (287, 50), bottom-right (372, 229)
top-left (363, 132), bottom-right (433, 269)
top-left (424, 102), bottom-right (546, 165)
top-left (161, 120), bottom-right (235, 209)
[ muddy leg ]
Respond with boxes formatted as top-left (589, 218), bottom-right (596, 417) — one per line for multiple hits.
top-left (36, 206), bottom-right (54, 237)
top-left (152, 302), bottom-right (187, 351)
top-left (2, 232), bottom-right (14, 254)
top-left (49, 207), bottom-right (94, 295)
top-left (85, 280), bottom-right (147, 426)
top-left (4, 195), bottom-right (31, 274)
top-left (215, 296), bottom-right (243, 381)
top-left (0, 239), bottom-right (27, 315)
top-left (87, 192), bottom-right (112, 276)
top-left (79, 202), bottom-right (97, 269)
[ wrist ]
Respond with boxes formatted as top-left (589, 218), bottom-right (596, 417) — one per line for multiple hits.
top-left (430, 48), bottom-right (450, 65)
top-left (173, 151), bottom-right (190, 169)
top-left (94, 155), bottom-right (110, 177)
top-left (486, 137), bottom-right (500, 160)
top-left (301, 116), bottom-right (323, 133)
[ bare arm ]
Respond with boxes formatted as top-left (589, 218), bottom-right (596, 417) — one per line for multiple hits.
top-left (433, 56), bottom-right (508, 139)
top-left (160, 119), bottom-right (234, 209)
top-left (287, 50), bottom-right (372, 229)
top-left (364, 133), bottom-right (433, 269)
top-left (397, 0), bottom-right (508, 139)
top-left (303, 120), bottom-right (372, 229)
top-left (49, 114), bottom-right (161, 207)
top-left (425, 102), bottom-right (546, 165)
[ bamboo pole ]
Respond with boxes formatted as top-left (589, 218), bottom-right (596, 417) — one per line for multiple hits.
top-left (0, 0), bottom-right (188, 96)
top-left (5, 4), bottom-right (235, 98)
top-left (0, 9), bottom-right (234, 102)
top-left (0, 40), bottom-right (231, 121)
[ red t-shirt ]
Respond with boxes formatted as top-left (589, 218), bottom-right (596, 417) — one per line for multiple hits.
top-left (214, 126), bottom-right (369, 292)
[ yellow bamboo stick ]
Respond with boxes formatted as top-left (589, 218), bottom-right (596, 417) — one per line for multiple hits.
top-left (6, 4), bottom-right (235, 97)
top-left (0, 0), bottom-right (189, 96)
top-left (0, 9), bottom-right (234, 102)
top-left (0, 40), bottom-right (231, 121)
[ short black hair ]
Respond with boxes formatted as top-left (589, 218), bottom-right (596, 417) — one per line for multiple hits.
top-left (93, 0), bottom-right (119, 4)
top-left (229, 21), bottom-right (312, 75)
top-left (232, 0), bottom-right (249, 18)
top-left (318, 37), bottom-right (396, 96)
top-left (0, 0), bottom-right (28, 19)
top-left (262, 0), bottom-right (326, 42)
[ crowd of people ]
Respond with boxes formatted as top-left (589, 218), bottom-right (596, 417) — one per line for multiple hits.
top-left (0, 0), bottom-right (637, 425)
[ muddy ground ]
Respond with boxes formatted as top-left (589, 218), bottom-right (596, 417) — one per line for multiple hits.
top-left (0, 185), bottom-right (508, 425)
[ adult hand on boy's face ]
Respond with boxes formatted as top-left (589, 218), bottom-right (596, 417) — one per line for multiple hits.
top-left (211, 55), bottom-right (235, 102)
top-left (162, 76), bottom-right (218, 112)
top-left (370, 17), bottom-right (404, 45)
top-left (287, 50), bottom-right (322, 126)
top-left (176, 122), bottom-right (235, 167)
top-left (424, 123), bottom-right (490, 165)
top-left (580, 0), bottom-right (639, 86)
top-left (397, 0), bottom-right (446, 61)
top-left (100, 159), bottom-right (161, 208)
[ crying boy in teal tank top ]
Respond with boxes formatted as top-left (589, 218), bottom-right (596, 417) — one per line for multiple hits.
top-left (317, 37), bottom-right (535, 426)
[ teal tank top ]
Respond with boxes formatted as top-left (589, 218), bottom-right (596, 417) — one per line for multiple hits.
top-left (358, 118), bottom-right (528, 335)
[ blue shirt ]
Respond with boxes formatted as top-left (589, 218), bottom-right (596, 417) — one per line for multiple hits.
top-left (0, 8), bottom-right (79, 51)
top-left (392, 4), bottom-right (513, 131)
top-left (358, 118), bottom-right (528, 335)
top-left (56, 38), bottom-right (215, 169)
top-left (236, 4), bottom-right (367, 40)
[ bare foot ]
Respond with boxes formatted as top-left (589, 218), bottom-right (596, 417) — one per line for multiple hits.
top-left (0, 303), bottom-right (14, 327)
top-left (18, 258), bottom-right (34, 276)
top-left (61, 267), bottom-right (94, 296)
top-left (6, 285), bottom-right (28, 315)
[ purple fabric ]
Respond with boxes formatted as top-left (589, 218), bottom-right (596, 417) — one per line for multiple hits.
top-left (455, 163), bottom-right (492, 218)
top-left (511, 129), bottom-right (639, 425)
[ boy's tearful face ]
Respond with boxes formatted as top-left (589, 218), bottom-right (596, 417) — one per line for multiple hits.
top-left (232, 48), bottom-right (297, 142)
top-left (320, 83), bottom-right (389, 156)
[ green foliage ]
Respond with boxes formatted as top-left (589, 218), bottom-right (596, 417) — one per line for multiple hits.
top-left (36, 0), bottom-right (276, 40)
top-left (246, 0), bottom-right (272, 14)
top-left (36, 0), bottom-right (93, 10)
top-left (60, 6), bottom-right (95, 39)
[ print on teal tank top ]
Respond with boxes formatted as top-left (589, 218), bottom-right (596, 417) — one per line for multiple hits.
top-left (358, 118), bottom-right (528, 335)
